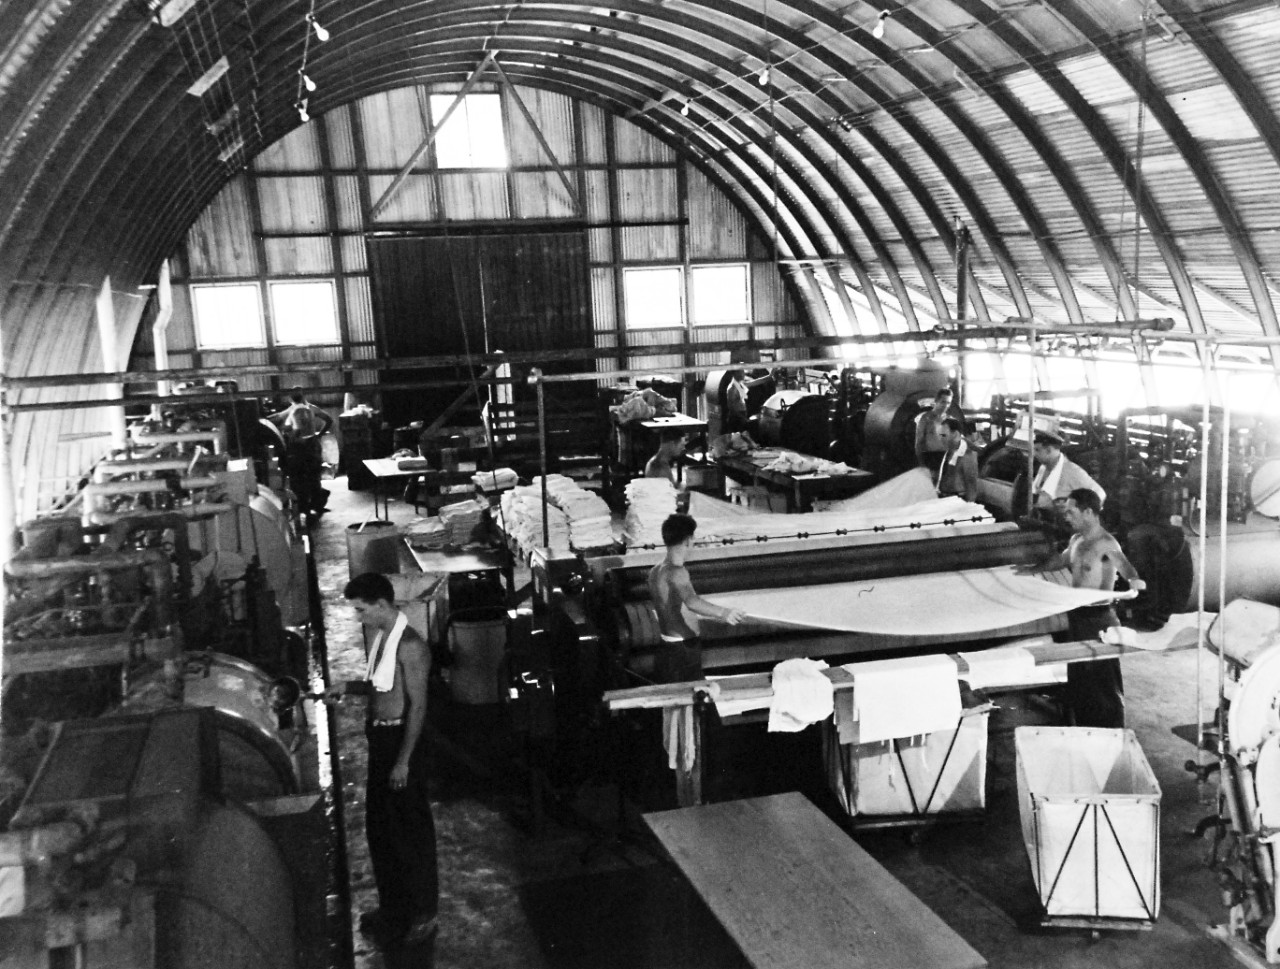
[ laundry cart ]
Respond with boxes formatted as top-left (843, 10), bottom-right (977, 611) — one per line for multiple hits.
top-left (822, 702), bottom-right (991, 841)
top-left (1016, 726), bottom-right (1161, 933)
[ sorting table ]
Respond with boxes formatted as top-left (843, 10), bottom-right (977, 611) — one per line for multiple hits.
top-left (718, 452), bottom-right (876, 512)
top-left (644, 792), bottom-right (987, 969)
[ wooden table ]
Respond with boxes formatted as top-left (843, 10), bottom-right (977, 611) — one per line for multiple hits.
top-left (362, 458), bottom-right (477, 519)
top-left (644, 792), bottom-right (987, 969)
top-left (616, 413), bottom-right (709, 473)
top-left (718, 452), bottom-right (876, 512)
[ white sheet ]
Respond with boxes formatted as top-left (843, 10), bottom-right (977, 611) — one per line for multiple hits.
top-left (844, 654), bottom-right (962, 744)
top-left (706, 566), bottom-right (1123, 638)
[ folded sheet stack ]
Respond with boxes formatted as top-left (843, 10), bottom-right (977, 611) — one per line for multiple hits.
top-left (472, 467), bottom-right (518, 492)
top-left (499, 485), bottom-right (571, 557)
top-left (550, 488), bottom-right (614, 551)
top-left (403, 517), bottom-right (448, 551)
top-left (439, 498), bottom-right (489, 546)
top-left (623, 478), bottom-right (678, 548)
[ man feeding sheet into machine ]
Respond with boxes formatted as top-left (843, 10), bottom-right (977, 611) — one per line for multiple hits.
top-left (648, 514), bottom-right (746, 683)
top-left (1016, 488), bottom-right (1145, 728)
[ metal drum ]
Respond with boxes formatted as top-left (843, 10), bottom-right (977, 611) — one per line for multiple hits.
top-left (757, 390), bottom-right (829, 456)
top-left (122, 651), bottom-right (299, 799)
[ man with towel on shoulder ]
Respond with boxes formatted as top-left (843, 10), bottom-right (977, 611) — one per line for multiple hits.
top-left (1017, 488), bottom-right (1145, 728)
top-left (648, 514), bottom-right (746, 682)
top-left (325, 572), bottom-right (438, 953)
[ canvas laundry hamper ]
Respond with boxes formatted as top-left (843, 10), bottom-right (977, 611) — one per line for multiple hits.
top-left (823, 705), bottom-right (990, 818)
top-left (1015, 726), bottom-right (1161, 923)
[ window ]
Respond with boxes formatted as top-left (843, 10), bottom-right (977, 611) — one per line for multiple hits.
top-left (623, 267), bottom-right (683, 329)
top-left (430, 93), bottom-right (507, 169)
top-left (690, 264), bottom-right (750, 325)
top-left (191, 283), bottom-right (264, 349)
top-left (269, 280), bottom-right (339, 345)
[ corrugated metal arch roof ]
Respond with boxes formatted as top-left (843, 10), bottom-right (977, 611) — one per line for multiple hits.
top-left (4, 0), bottom-right (1280, 520)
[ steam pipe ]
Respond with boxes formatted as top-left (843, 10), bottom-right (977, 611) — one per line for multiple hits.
top-left (130, 427), bottom-right (226, 454)
top-left (93, 459), bottom-right (191, 482)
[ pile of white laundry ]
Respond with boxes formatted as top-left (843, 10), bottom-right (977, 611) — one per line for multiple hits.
top-left (438, 498), bottom-right (489, 545)
top-left (623, 478), bottom-right (678, 548)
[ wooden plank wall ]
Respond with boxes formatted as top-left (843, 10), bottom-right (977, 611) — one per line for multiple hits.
top-left (130, 81), bottom-right (801, 404)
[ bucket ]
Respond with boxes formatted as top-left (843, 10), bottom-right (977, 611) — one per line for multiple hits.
top-left (346, 521), bottom-right (401, 578)
top-left (448, 612), bottom-right (507, 705)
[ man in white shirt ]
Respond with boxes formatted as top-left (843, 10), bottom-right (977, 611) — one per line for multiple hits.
top-left (1030, 428), bottom-right (1105, 514)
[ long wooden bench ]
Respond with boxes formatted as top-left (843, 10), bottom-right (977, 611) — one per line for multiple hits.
top-left (644, 792), bottom-right (987, 969)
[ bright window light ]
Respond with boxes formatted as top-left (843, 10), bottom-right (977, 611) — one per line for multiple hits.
top-left (191, 283), bottom-right (264, 349)
top-left (623, 267), bottom-right (684, 329)
top-left (430, 93), bottom-right (507, 169)
top-left (690, 264), bottom-right (750, 325)
top-left (270, 279), bottom-right (339, 345)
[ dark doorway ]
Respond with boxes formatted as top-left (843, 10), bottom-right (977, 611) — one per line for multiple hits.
top-left (366, 227), bottom-right (595, 432)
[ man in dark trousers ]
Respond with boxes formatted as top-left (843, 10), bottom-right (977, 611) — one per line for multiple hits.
top-left (647, 514), bottom-right (745, 682)
top-left (269, 387), bottom-right (333, 522)
top-left (1017, 488), bottom-right (1145, 728)
top-left (326, 572), bottom-right (438, 954)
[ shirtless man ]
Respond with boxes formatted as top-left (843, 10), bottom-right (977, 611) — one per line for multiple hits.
top-left (1018, 488), bottom-right (1145, 728)
top-left (326, 572), bottom-right (438, 951)
top-left (647, 514), bottom-right (745, 682)
top-left (644, 431), bottom-right (689, 485)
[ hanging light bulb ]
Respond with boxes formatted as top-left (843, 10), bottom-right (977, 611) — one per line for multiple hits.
top-left (872, 10), bottom-right (890, 39)
top-left (300, 71), bottom-right (317, 93)
top-left (680, 100), bottom-right (690, 117)
top-left (758, 66), bottom-right (770, 86)
top-left (307, 14), bottom-right (330, 42)
top-left (297, 99), bottom-right (311, 123)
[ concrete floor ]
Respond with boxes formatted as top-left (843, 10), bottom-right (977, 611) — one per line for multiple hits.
top-left (311, 475), bottom-right (1249, 969)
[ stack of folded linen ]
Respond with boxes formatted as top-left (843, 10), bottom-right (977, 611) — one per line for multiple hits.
top-left (472, 467), bottom-right (518, 492)
top-left (439, 498), bottom-right (489, 546)
top-left (404, 517), bottom-right (448, 551)
top-left (500, 486), bottom-right (571, 556)
top-left (623, 478), bottom-right (677, 547)
top-left (550, 488), bottom-right (614, 550)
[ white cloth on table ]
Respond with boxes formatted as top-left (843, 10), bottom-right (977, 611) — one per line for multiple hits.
top-left (367, 612), bottom-right (409, 693)
top-left (957, 645), bottom-right (1037, 690)
top-left (768, 658), bottom-right (833, 733)
top-left (841, 654), bottom-right (961, 744)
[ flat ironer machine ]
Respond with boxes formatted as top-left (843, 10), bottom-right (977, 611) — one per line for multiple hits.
top-left (536, 520), bottom-right (1057, 681)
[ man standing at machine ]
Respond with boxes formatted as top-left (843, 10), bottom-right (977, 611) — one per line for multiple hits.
top-left (269, 387), bottom-right (333, 523)
top-left (936, 417), bottom-right (979, 502)
top-left (915, 387), bottom-right (956, 478)
top-left (1018, 489), bottom-right (1145, 728)
top-left (1029, 424), bottom-right (1105, 512)
top-left (325, 573), bottom-right (438, 953)
top-left (648, 514), bottom-right (746, 682)
top-left (645, 430), bottom-right (689, 486)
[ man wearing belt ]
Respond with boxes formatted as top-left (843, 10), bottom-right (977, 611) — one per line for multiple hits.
top-left (1017, 489), bottom-right (1145, 728)
top-left (326, 572), bottom-right (438, 951)
top-left (647, 514), bottom-right (745, 682)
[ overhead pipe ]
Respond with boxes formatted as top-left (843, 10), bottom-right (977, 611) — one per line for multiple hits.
top-left (7, 324), bottom-right (1280, 395)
